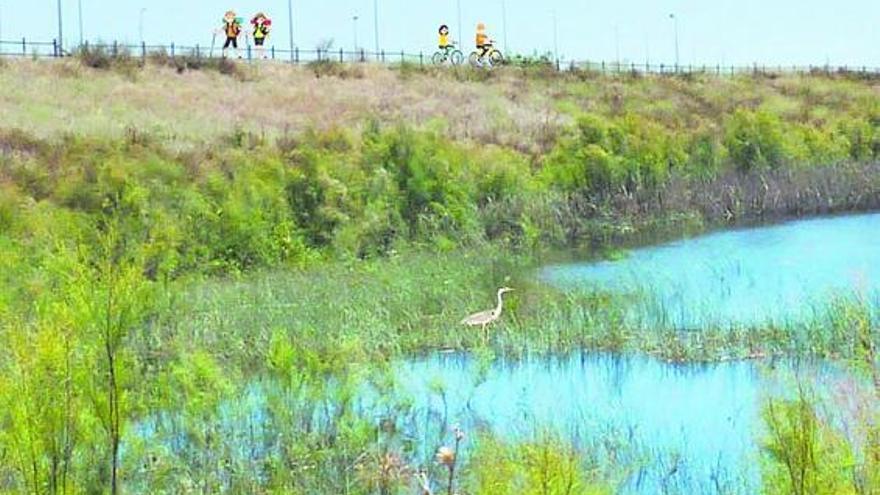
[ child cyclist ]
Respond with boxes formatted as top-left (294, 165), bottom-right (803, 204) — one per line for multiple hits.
top-left (438, 24), bottom-right (454, 54)
top-left (475, 22), bottom-right (494, 60)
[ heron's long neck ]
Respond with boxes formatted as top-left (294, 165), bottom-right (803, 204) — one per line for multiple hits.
top-left (495, 291), bottom-right (505, 314)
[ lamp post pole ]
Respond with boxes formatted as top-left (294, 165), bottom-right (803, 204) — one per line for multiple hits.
top-left (288, 0), bottom-right (294, 61)
top-left (373, 0), bottom-right (379, 54)
top-left (552, 10), bottom-right (559, 63)
top-left (78, 0), bottom-right (83, 46)
top-left (457, 0), bottom-right (462, 44)
top-left (669, 13), bottom-right (679, 70)
top-left (615, 25), bottom-right (620, 68)
top-left (501, 0), bottom-right (508, 52)
top-left (57, 0), bottom-right (64, 54)
top-left (139, 8), bottom-right (146, 44)
top-left (352, 15), bottom-right (359, 52)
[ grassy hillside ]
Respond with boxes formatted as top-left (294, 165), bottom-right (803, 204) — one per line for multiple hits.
top-left (0, 58), bottom-right (879, 494)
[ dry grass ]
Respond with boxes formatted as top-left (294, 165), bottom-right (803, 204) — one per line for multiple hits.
top-left (0, 59), bottom-right (568, 152)
top-left (0, 59), bottom-right (877, 154)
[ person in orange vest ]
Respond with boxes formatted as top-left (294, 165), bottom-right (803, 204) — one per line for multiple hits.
top-left (475, 23), bottom-right (494, 60)
top-left (218, 10), bottom-right (243, 58)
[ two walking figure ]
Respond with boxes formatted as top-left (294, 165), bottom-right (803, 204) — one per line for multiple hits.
top-left (215, 10), bottom-right (272, 59)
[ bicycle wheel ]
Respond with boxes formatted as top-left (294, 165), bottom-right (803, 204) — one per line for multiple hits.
top-left (432, 51), bottom-right (446, 65)
top-left (489, 50), bottom-right (504, 66)
top-left (449, 50), bottom-right (464, 66)
top-left (468, 51), bottom-right (481, 67)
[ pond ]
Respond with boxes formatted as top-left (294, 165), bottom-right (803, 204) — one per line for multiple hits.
top-left (132, 215), bottom-right (876, 493)
top-left (541, 213), bottom-right (880, 328)
top-left (133, 351), bottom-right (848, 494)
top-left (397, 352), bottom-right (819, 494)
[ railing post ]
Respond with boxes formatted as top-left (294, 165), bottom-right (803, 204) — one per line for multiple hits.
top-left (271, 46), bottom-right (275, 60)
top-left (196, 44), bottom-right (200, 59)
top-left (248, 44), bottom-right (252, 60)
top-left (339, 47), bottom-right (343, 63)
top-left (295, 47), bottom-right (300, 63)
top-left (142, 41), bottom-right (147, 60)
top-left (170, 43), bottom-right (175, 58)
top-left (112, 41), bottom-right (118, 57)
top-left (52, 39), bottom-right (57, 57)
top-left (22, 37), bottom-right (26, 57)
top-left (419, 51), bottom-right (423, 66)
top-left (381, 50), bottom-right (385, 63)
top-left (400, 50), bottom-right (404, 63)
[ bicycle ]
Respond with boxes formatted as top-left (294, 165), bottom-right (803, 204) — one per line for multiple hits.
top-left (469, 43), bottom-right (504, 68)
top-left (432, 43), bottom-right (464, 66)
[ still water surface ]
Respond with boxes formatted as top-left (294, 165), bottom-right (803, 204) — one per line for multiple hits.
top-left (397, 352), bottom-right (813, 494)
top-left (542, 213), bottom-right (880, 328)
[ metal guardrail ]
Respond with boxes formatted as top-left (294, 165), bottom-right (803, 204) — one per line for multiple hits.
top-left (2, 38), bottom-right (879, 77)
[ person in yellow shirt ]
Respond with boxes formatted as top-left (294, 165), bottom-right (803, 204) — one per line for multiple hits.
top-left (438, 24), bottom-right (453, 53)
top-left (475, 23), bottom-right (493, 60)
top-left (251, 12), bottom-right (272, 59)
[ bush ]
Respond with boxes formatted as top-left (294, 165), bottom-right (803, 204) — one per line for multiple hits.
top-left (761, 388), bottom-right (857, 495)
top-left (466, 434), bottom-right (611, 495)
top-left (307, 59), bottom-right (365, 79)
top-left (724, 109), bottom-right (790, 171)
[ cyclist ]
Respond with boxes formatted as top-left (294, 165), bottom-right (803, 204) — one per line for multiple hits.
top-left (438, 24), bottom-right (454, 55)
top-left (475, 23), bottom-right (493, 60)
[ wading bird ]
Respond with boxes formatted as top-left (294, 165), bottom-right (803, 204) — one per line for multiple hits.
top-left (461, 287), bottom-right (514, 342)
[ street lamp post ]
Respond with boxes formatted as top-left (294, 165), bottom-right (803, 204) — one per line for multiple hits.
top-left (456, 0), bottom-right (462, 44)
top-left (78, 0), bottom-right (83, 46)
top-left (669, 13), bottom-right (679, 70)
top-left (352, 15), bottom-right (359, 52)
top-left (56, 0), bottom-right (63, 54)
top-left (139, 8), bottom-right (146, 44)
top-left (552, 10), bottom-right (559, 63)
top-left (288, 0), bottom-right (294, 61)
top-left (501, 0), bottom-right (508, 53)
top-left (615, 25), bottom-right (620, 69)
top-left (373, 0), bottom-right (379, 55)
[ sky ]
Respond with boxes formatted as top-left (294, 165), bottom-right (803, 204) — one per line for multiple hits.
top-left (0, 0), bottom-right (878, 67)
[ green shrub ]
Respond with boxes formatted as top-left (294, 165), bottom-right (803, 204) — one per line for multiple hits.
top-left (466, 434), bottom-right (611, 495)
top-left (724, 109), bottom-right (791, 171)
top-left (761, 388), bottom-right (856, 495)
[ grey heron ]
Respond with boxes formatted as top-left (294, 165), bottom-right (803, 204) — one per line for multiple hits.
top-left (460, 287), bottom-right (514, 342)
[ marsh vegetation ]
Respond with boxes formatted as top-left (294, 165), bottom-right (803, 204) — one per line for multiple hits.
top-left (0, 58), bottom-right (878, 493)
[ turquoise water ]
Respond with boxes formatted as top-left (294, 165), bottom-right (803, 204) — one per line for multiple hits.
top-left (399, 352), bottom-right (789, 494)
top-left (133, 353), bottom-right (841, 494)
top-left (542, 213), bottom-right (880, 328)
top-left (131, 215), bottom-right (878, 493)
